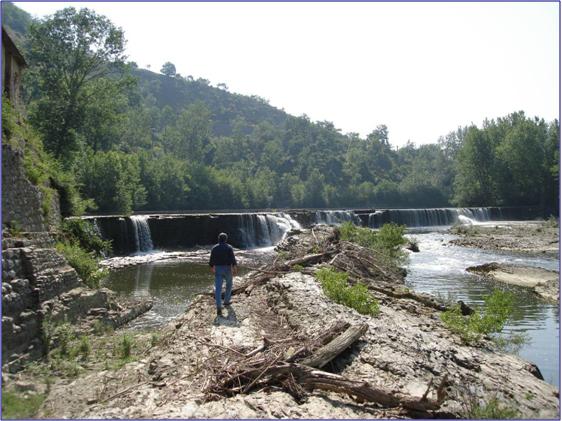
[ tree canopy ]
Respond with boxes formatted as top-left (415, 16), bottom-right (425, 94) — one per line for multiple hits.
top-left (4, 4), bottom-right (559, 215)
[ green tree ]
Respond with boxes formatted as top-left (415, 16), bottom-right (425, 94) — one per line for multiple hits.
top-left (28, 7), bottom-right (126, 160)
top-left (77, 151), bottom-right (146, 213)
top-left (160, 61), bottom-right (176, 77)
top-left (453, 126), bottom-right (496, 206)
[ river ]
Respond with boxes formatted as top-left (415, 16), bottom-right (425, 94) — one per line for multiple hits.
top-left (405, 226), bottom-right (559, 387)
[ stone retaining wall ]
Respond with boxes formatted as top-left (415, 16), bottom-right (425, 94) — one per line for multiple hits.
top-left (2, 143), bottom-right (61, 232)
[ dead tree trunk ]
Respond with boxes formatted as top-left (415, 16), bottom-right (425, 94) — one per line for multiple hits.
top-left (301, 323), bottom-right (368, 368)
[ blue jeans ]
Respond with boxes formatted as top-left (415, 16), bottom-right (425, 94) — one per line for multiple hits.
top-left (214, 265), bottom-right (233, 309)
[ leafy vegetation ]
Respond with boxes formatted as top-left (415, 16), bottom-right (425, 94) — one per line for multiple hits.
top-left (441, 290), bottom-right (515, 344)
top-left (55, 218), bottom-right (109, 287)
top-left (3, 4), bottom-right (559, 216)
top-left (59, 218), bottom-right (112, 257)
top-left (2, 97), bottom-right (89, 217)
top-left (56, 242), bottom-right (107, 288)
top-left (316, 267), bottom-right (379, 316)
top-left (339, 222), bottom-right (407, 261)
top-left (1, 391), bottom-right (46, 419)
top-left (463, 396), bottom-right (520, 419)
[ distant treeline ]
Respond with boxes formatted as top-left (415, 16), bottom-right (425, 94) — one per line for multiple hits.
top-left (3, 3), bottom-right (559, 215)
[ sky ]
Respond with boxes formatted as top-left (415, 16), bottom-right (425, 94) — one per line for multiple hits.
top-left (11, 1), bottom-right (560, 147)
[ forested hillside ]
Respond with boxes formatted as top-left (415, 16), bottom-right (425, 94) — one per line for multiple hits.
top-left (2, 3), bottom-right (559, 214)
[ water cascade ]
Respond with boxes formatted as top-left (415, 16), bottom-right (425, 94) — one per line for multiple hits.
top-left (130, 215), bottom-right (154, 252)
top-left (315, 210), bottom-right (361, 225)
top-left (367, 207), bottom-right (493, 228)
top-left (238, 213), bottom-right (301, 248)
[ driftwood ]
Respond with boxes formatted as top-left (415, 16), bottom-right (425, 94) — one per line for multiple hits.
top-left (301, 323), bottom-right (367, 368)
top-left (203, 320), bottom-right (447, 415)
top-left (199, 227), bottom-right (449, 414)
top-left (363, 280), bottom-right (447, 311)
top-left (280, 250), bottom-right (337, 270)
top-left (284, 364), bottom-right (447, 413)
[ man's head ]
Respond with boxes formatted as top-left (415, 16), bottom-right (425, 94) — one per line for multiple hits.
top-left (218, 232), bottom-right (228, 243)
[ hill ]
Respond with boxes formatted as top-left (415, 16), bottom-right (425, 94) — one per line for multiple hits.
top-left (134, 68), bottom-right (290, 137)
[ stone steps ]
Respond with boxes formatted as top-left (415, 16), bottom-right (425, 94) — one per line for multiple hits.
top-left (2, 232), bottom-right (54, 250)
top-left (34, 268), bottom-right (82, 303)
top-left (22, 247), bottom-right (69, 278)
top-left (41, 287), bottom-right (112, 324)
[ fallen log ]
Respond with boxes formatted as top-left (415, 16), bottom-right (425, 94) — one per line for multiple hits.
top-left (301, 323), bottom-right (368, 368)
top-left (294, 365), bottom-right (448, 413)
top-left (223, 362), bottom-right (447, 414)
top-left (280, 250), bottom-right (338, 270)
top-left (363, 280), bottom-right (447, 311)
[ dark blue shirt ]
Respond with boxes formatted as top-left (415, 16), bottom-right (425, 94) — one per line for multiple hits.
top-left (209, 242), bottom-right (237, 267)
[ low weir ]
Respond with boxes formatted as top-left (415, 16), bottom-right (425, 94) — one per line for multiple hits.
top-left (89, 213), bottom-right (301, 255)
top-left (83, 206), bottom-right (544, 255)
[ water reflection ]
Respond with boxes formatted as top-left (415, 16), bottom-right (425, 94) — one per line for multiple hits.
top-left (405, 231), bottom-right (560, 386)
top-left (103, 262), bottom-right (249, 329)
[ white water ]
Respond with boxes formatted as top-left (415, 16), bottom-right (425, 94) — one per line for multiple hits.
top-left (237, 213), bottom-right (301, 248)
top-left (368, 207), bottom-right (494, 228)
top-left (315, 210), bottom-right (361, 225)
top-left (130, 215), bottom-right (154, 253)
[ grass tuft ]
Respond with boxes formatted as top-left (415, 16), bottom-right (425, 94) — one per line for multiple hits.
top-left (2, 391), bottom-right (46, 419)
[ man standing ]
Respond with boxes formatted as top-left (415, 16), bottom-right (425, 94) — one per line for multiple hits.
top-left (209, 232), bottom-right (238, 316)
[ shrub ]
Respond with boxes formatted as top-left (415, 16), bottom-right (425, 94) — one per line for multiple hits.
top-left (441, 290), bottom-right (515, 344)
top-left (316, 267), bottom-right (379, 316)
top-left (60, 218), bottom-right (111, 257)
top-left (75, 336), bottom-right (91, 358)
top-left (56, 242), bottom-right (108, 288)
top-left (338, 221), bottom-right (406, 261)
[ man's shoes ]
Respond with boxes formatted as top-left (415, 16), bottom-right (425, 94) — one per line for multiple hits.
top-left (223, 301), bottom-right (232, 306)
top-left (216, 307), bottom-right (222, 317)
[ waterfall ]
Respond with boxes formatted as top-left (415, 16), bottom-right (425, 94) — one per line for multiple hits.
top-left (367, 207), bottom-right (495, 228)
top-left (130, 215), bottom-right (154, 252)
top-left (315, 210), bottom-right (361, 225)
top-left (238, 213), bottom-right (301, 248)
top-left (256, 214), bottom-right (270, 246)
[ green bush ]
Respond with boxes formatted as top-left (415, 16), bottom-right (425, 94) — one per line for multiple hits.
top-left (56, 242), bottom-right (108, 288)
top-left (316, 267), bottom-right (379, 316)
top-left (441, 290), bottom-right (515, 344)
top-left (60, 218), bottom-right (112, 257)
top-left (339, 221), bottom-right (406, 261)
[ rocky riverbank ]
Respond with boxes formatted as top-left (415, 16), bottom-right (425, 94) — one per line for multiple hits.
top-left (467, 262), bottom-right (559, 303)
top-left (449, 221), bottom-right (559, 257)
top-left (23, 226), bottom-right (557, 419)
